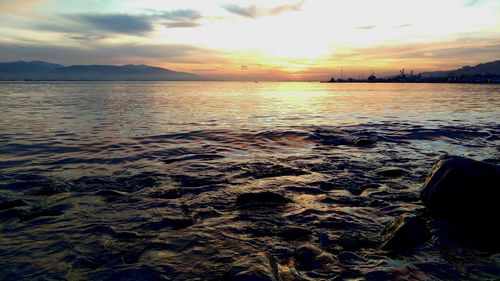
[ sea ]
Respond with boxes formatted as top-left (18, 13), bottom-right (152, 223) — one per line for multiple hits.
top-left (0, 82), bottom-right (499, 280)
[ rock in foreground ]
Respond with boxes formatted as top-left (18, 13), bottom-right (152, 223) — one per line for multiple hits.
top-left (381, 214), bottom-right (429, 252)
top-left (223, 252), bottom-right (281, 281)
top-left (293, 244), bottom-right (337, 271)
top-left (420, 155), bottom-right (499, 224)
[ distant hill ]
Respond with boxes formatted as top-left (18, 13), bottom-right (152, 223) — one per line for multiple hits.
top-left (0, 61), bottom-right (204, 81)
top-left (421, 60), bottom-right (500, 77)
top-left (0, 61), bottom-right (63, 80)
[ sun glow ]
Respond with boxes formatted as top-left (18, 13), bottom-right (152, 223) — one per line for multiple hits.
top-left (1, 0), bottom-right (500, 80)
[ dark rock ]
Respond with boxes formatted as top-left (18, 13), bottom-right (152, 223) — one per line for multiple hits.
top-left (294, 244), bottom-right (322, 264)
top-left (236, 192), bottom-right (291, 208)
top-left (276, 226), bottom-right (312, 240)
top-left (223, 252), bottom-right (281, 281)
top-left (381, 214), bottom-right (429, 251)
top-left (353, 136), bottom-right (377, 146)
top-left (293, 244), bottom-right (336, 270)
top-left (337, 232), bottom-right (377, 251)
top-left (318, 232), bottom-right (334, 248)
top-left (373, 167), bottom-right (408, 178)
top-left (420, 155), bottom-right (499, 224)
top-left (0, 199), bottom-right (28, 210)
top-left (314, 181), bottom-right (342, 191)
top-left (338, 251), bottom-right (365, 264)
top-left (351, 183), bottom-right (381, 196)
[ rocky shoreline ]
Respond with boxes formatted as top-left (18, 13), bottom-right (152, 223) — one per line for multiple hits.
top-left (220, 155), bottom-right (500, 280)
top-left (1, 153), bottom-right (498, 280)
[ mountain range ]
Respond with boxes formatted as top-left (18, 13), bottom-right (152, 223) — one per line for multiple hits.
top-left (0, 61), bottom-right (203, 81)
top-left (1, 60), bottom-right (499, 81)
top-left (420, 60), bottom-right (500, 77)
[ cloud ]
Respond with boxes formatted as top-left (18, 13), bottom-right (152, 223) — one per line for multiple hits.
top-left (0, 42), bottom-right (226, 65)
top-left (268, 0), bottom-right (305, 15)
top-left (241, 65), bottom-right (248, 70)
top-left (164, 22), bottom-right (200, 28)
top-left (465, 0), bottom-right (481, 6)
top-left (153, 9), bottom-right (202, 28)
top-left (397, 24), bottom-right (411, 28)
top-left (74, 14), bottom-right (153, 35)
top-left (67, 34), bottom-right (107, 41)
top-left (60, 9), bottom-right (204, 36)
top-left (222, 4), bottom-right (258, 18)
top-left (222, 0), bottom-right (305, 18)
top-left (357, 25), bottom-right (376, 30)
top-left (155, 9), bottom-right (202, 21)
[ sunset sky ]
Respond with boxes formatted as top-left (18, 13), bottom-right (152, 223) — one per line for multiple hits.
top-left (1, 0), bottom-right (499, 80)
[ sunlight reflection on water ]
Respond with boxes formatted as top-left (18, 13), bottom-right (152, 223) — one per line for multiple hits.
top-left (0, 82), bottom-right (499, 280)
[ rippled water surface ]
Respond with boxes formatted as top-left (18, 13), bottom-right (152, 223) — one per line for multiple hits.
top-left (1, 82), bottom-right (499, 280)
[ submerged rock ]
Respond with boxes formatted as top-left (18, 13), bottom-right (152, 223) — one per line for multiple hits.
top-left (223, 252), bottom-right (281, 281)
top-left (276, 226), bottom-right (312, 240)
top-left (373, 167), bottom-right (408, 178)
top-left (351, 183), bottom-right (381, 196)
top-left (420, 155), bottom-right (499, 223)
top-left (294, 244), bottom-right (322, 266)
top-left (236, 192), bottom-right (291, 208)
top-left (353, 136), bottom-right (377, 146)
top-left (380, 214), bottom-right (429, 252)
top-left (293, 244), bottom-right (336, 271)
top-left (336, 231), bottom-right (377, 251)
top-left (338, 251), bottom-right (366, 264)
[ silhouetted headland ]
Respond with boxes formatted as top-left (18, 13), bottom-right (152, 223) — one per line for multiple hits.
top-left (322, 60), bottom-right (500, 84)
top-left (0, 61), bottom-right (204, 81)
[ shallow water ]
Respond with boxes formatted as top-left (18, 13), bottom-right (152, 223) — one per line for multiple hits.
top-left (0, 82), bottom-right (499, 280)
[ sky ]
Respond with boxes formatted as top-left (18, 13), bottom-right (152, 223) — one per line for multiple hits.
top-left (1, 0), bottom-right (499, 80)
